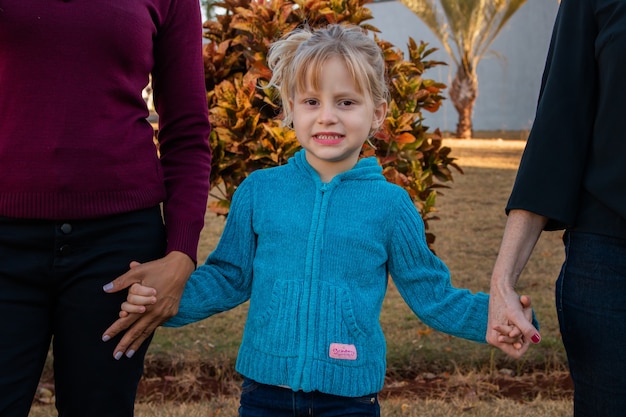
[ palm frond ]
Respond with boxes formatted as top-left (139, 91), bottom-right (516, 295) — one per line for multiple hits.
top-left (400, 0), bottom-right (527, 73)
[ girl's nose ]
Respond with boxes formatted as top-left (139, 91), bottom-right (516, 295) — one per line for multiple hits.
top-left (317, 104), bottom-right (338, 124)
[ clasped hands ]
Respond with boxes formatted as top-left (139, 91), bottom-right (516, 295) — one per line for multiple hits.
top-left (101, 251), bottom-right (194, 360)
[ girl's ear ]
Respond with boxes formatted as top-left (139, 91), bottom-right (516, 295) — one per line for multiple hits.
top-left (371, 101), bottom-right (387, 130)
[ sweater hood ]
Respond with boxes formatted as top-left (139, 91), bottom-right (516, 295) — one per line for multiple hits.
top-left (289, 149), bottom-right (385, 184)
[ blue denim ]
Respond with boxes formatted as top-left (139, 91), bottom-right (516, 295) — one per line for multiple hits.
top-left (0, 207), bottom-right (166, 417)
top-left (557, 231), bottom-right (626, 417)
top-left (238, 377), bottom-right (380, 417)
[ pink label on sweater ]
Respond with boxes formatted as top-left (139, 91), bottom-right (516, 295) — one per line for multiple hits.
top-left (329, 343), bottom-right (357, 360)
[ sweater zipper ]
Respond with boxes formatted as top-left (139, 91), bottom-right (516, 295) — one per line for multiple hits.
top-left (294, 182), bottom-right (330, 390)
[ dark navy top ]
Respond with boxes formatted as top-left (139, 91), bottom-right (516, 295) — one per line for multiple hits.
top-left (507, 0), bottom-right (626, 238)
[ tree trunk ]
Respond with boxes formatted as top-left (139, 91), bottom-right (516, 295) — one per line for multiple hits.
top-left (449, 66), bottom-right (478, 139)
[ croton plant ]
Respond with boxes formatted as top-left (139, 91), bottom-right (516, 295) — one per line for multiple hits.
top-left (202, 0), bottom-right (461, 246)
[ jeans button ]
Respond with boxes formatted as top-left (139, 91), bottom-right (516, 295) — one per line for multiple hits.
top-left (61, 223), bottom-right (72, 234)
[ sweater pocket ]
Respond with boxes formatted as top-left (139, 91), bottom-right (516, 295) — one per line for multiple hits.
top-left (312, 283), bottom-right (378, 366)
top-left (247, 279), bottom-right (303, 358)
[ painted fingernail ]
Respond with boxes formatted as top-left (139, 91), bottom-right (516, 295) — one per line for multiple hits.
top-left (103, 282), bottom-right (114, 292)
top-left (531, 333), bottom-right (541, 343)
top-left (114, 351), bottom-right (123, 360)
top-left (126, 349), bottom-right (135, 359)
top-left (102, 335), bottom-right (110, 342)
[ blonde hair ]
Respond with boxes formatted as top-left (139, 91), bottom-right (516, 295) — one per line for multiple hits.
top-left (266, 24), bottom-right (389, 127)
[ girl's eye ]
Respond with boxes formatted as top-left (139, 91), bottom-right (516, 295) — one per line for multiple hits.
top-left (304, 99), bottom-right (318, 106)
top-left (339, 100), bottom-right (355, 107)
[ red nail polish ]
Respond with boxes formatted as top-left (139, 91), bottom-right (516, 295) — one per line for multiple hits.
top-left (531, 333), bottom-right (541, 343)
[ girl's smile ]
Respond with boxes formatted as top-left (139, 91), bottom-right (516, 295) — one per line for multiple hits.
top-left (312, 133), bottom-right (344, 145)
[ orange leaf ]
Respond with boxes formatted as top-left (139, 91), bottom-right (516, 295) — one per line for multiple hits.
top-left (395, 132), bottom-right (416, 144)
top-left (417, 328), bottom-right (433, 336)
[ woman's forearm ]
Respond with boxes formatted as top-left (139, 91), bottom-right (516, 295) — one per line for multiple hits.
top-left (491, 209), bottom-right (548, 294)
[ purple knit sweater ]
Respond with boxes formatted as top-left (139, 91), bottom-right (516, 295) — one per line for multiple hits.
top-left (0, 0), bottom-right (212, 261)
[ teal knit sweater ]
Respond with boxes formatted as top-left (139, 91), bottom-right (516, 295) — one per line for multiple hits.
top-left (166, 150), bottom-right (490, 397)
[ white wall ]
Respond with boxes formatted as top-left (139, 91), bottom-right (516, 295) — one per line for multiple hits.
top-left (367, 0), bottom-right (560, 132)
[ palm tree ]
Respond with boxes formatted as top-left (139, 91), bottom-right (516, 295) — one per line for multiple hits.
top-left (400, 0), bottom-right (527, 138)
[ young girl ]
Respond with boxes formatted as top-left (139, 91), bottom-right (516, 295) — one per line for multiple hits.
top-left (107, 24), bottom-right (533, 416)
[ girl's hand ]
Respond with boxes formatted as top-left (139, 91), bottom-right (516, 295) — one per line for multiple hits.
top-left (493, 294), bottom-right (534, 351)
top-left (118, 283), bottom-right (158, 318)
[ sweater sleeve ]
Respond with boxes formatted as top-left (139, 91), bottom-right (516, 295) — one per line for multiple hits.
top-left (164, 179), bottom-right (255, 327)
top-left (153, 0), bottom-right (212, 262)
top-left (387, 195), bottom-right (489, 343)
top-left (506, 0), bottom-right (597, 230)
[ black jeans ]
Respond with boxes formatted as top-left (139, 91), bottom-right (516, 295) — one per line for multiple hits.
top-left (0, 206), bottom-right (166, 417)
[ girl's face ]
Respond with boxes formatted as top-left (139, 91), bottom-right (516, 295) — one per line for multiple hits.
top-left (290, 56), bottom-right (387, 182)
